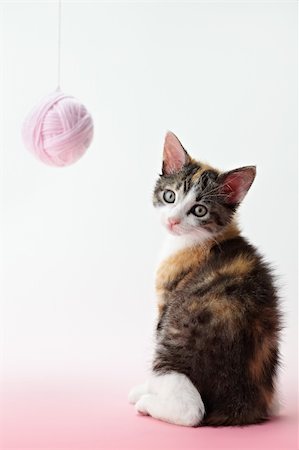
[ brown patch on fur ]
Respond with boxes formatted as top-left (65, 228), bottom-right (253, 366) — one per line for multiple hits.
top-left (201, 294), bottom-right (244, 331)
top-left (156, 245), bottom-right (210, 315)
top-left (168, 326), bottom-right (181, 335)
top-left (208, 296), bottom-right (237, 320)
top-left (188, 301), bottom-right (199, 312)
top-left (218, 254), bottom-right (255, 277)
top-left (217, 221), bottom-right (240, 243)
top-left (157, 302), bottom-right (165, 316)
top-left (190, 163), bottom-right (218, 183)
top-left (249, 331), bottom-right (277, 381)
top-left (156, 246), bottom-right (210, 292)
top-left (156, 221), bottom-right (241, 316)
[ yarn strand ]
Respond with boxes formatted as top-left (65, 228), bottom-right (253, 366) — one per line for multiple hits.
top-left (57, 0), bottom-right (62, 90)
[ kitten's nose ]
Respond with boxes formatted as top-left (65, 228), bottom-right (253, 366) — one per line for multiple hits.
top-left (168, 217), bottom-right (181, 227)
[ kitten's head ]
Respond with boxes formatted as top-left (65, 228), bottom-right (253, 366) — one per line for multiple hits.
top-left (153, 132), bottom-right (256, 241)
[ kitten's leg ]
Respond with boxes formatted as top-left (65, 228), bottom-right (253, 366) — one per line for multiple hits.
top-left (135, 372), bottom-right (205, 427)
top-left (128, 381), bottom-right (149, 405)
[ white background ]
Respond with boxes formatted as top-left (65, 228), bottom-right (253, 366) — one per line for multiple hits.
top-left (1, 0), bottom-right (297, 397)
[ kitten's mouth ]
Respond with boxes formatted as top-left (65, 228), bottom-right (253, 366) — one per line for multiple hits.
top-left (166, 223), bottom-right (183, 235)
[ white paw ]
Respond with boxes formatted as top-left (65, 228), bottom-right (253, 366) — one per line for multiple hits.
top-left (134, 372), bottom-right (205, 427)
top-left (135, 394), bottom-right (154, 415)
top-left (128, 382), bottom-right (149, 405)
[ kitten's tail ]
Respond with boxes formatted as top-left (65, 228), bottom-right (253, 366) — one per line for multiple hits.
top-left (200, 410), bottom-right (270, 427)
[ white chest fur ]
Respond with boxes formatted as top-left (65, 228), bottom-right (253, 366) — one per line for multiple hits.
top-left (156, 232), bottom-right (210, 269)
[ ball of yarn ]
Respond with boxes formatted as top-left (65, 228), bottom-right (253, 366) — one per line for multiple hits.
top-left (22, 90), bottom-right (94, 167)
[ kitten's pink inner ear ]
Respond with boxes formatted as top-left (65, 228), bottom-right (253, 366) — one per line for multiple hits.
top-left (220, 166), bottom-right (256, 204)
top-left (163, 132), bottom-right (189, 175)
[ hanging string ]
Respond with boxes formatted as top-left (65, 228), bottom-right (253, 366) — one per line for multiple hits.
top-left (57, 0), bottom-right (62, 90)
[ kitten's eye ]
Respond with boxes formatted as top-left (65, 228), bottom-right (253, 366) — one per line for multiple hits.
top-left (163, 190), bottom-right (176, 203)
top-left (191, 204), bottom-right (208, 218)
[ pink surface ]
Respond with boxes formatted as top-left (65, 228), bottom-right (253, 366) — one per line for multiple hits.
top-left (1, 377), bottom-right (298, 450)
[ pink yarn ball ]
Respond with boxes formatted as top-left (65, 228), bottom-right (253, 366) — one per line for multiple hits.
top-left (22, 90), bottom-right (94, 167)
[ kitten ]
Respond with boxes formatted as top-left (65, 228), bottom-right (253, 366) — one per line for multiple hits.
top-left (129, 132), bottom-right (281, 427)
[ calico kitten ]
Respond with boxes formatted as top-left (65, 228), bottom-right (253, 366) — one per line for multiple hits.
top-left (129, 132), bottom-right (281, 427)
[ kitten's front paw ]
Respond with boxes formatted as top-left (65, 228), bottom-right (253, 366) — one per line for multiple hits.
top-left (135, 392), bottom-right (203, 427)
top-left (134, 373), bottom-right (205, 427)
top-left (135, 394), bottom-right (152, 415)
top-left (128, 382), bottom-right (149, 405)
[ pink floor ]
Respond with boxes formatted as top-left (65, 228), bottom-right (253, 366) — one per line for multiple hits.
top-left (2, 377), bottom-right (298, 450)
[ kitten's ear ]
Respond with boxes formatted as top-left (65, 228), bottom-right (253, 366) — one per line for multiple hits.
top-left (162, 131), bottom-right (191, 175)
top-left (218, 166), bottom-right (256, 204)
